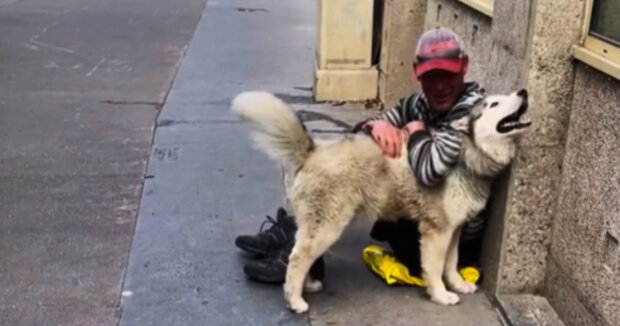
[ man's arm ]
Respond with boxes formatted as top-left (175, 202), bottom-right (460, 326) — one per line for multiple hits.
top-left (407, 124), bottom-right (464, 187)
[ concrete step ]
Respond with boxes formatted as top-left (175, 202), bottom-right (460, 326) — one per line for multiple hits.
top-left (497, 294), bottom-right (565, 326)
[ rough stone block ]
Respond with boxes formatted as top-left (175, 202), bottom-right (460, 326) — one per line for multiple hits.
top-left (544, 257), bottom-right (610, 326)
top-left (498, 145), bottom-right (563, 294)
top-left (546, 65), bottom-right (620, 326)
top-left (497, 294), bottom-right (565, 326)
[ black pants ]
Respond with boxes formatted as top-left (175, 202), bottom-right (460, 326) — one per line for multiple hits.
top-left (370, 219), bottom-right (485, 278)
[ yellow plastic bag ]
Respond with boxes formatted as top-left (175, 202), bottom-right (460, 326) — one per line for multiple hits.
top-left (362, 244), bottom-right (480, 287)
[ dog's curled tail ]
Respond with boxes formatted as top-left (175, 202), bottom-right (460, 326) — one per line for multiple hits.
top-left (231, 91), bottom-right (314, 171)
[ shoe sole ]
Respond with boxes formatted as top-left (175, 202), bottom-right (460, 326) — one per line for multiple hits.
top-left (243, 266), bottom-right (285, 284)
top-left (246, 274), bottom-right (285, 284)
top-left (235, 238), bottom-right (269, 257)
top-left (243, 260), bottom-right (325, 284)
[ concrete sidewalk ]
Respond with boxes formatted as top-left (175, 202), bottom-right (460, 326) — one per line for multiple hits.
top-left (118, 0), bottom-right (504, 325)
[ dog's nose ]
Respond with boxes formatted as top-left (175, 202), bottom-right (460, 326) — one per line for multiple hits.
top-left (517, 89), bottom-right (528, 98)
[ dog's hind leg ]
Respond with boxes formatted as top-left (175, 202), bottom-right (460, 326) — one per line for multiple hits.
top-left (303, 257), bottom-right (325, 293)
top-left (284, 215), bottom-right (350, 314)
top-left (444, 226), bottom-right (478, 294)
top-left (420, 224), bottom-right (460, 305)
top-left (303, 274), bottom-right (323, 293)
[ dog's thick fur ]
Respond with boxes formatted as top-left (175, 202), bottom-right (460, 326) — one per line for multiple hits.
top-left (232, 89), bottom-right (530, 313)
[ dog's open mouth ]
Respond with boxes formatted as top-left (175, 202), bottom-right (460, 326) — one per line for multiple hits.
top-left (497, 102), bottom-right (532, 133)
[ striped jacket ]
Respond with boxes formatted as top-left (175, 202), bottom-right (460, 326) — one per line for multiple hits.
top-left (354, 82), bottom-right (485, 188)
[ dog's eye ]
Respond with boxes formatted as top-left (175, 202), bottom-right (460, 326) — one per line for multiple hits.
top-left (483, 102), bottom-right (488, 107)
top-left (490, 102), bottom-right (499, 108)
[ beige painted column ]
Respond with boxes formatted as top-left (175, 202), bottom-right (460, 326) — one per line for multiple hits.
top-left (313, 0), bottom-right (378, 102)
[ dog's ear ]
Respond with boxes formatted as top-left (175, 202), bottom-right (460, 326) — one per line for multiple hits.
top-left (471, 101), bottom-right (484, 116)
top-left (449, 100), bottom-right (485, 133)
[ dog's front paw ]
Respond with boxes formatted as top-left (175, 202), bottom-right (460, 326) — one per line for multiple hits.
top-left (287, 298), bottom-right (309, 314)
top-left (303, 278), bottom-right (324, 293)
top-left (451, 280), bottom-right (478, 294)
top-left (430, 290), bottom-right (460, 305)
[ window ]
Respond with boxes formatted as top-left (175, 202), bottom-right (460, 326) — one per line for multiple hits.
top-left (590, 0), bottom-right (620, 45)
top-left (456, 0), bottom-right (494, 17)
top-left (573, 0), bottom-right (620, 80)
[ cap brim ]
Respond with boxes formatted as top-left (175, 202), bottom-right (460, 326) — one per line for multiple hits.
top-left (415, 59), bottom-right (463, 77)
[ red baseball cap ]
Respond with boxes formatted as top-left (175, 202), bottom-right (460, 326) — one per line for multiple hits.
top-left (414, 27), bottom-right (465, 77)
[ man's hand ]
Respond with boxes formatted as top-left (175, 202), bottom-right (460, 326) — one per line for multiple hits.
top-left (364, 120), bottom-right (403, 158)
top-left (405, 121), bottom-right (426, 135)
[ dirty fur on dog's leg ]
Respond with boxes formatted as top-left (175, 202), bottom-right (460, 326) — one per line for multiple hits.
top-left (420, 225), bottom-right (460, 305)
top-left (444, 226), bottom-right (478, 294)
top-left (284, 219), bottom-right (346, 314)
top-left (280, 164), bottom-right (295, 210)
top-left (303, 274), bottom-right (323, 293)
top-left (283, 241), bottom-right (311, 314)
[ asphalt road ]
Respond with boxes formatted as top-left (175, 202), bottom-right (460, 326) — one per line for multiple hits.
top-left (0, 1), bottom-right (206, 325)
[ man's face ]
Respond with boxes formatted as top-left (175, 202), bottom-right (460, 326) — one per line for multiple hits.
top-left (415, 58), bottom-right (468, 112)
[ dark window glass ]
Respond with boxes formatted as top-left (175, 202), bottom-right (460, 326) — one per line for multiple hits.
top-left (590, 0), bottom-right (620, 46)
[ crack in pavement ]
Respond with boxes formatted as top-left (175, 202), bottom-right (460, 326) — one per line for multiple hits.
top-left (157, 119), bottom-right (240, 127)
top-left (310, 128), bottom-right (349, 134)
top-left (272, 93), bottom-right (315, 104)
top-left (297, 109), bottom-right (352, 131)
top-left (235, 7), bottom-right (268, 13)
top-left (101, 100), bottom-right (163, 110)
top-left (0, 0), bottom-right (25, 8)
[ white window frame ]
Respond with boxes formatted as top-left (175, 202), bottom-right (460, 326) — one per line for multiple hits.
top-left (572, 0), bottom-right (620, 80)
top-left (456, 0), bottom-right (494, 17)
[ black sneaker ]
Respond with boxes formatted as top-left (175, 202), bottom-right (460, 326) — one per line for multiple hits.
top-left (243, 239), bottom-right (325, 284)
top-left (235, 207), bottom-right (297, 257)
